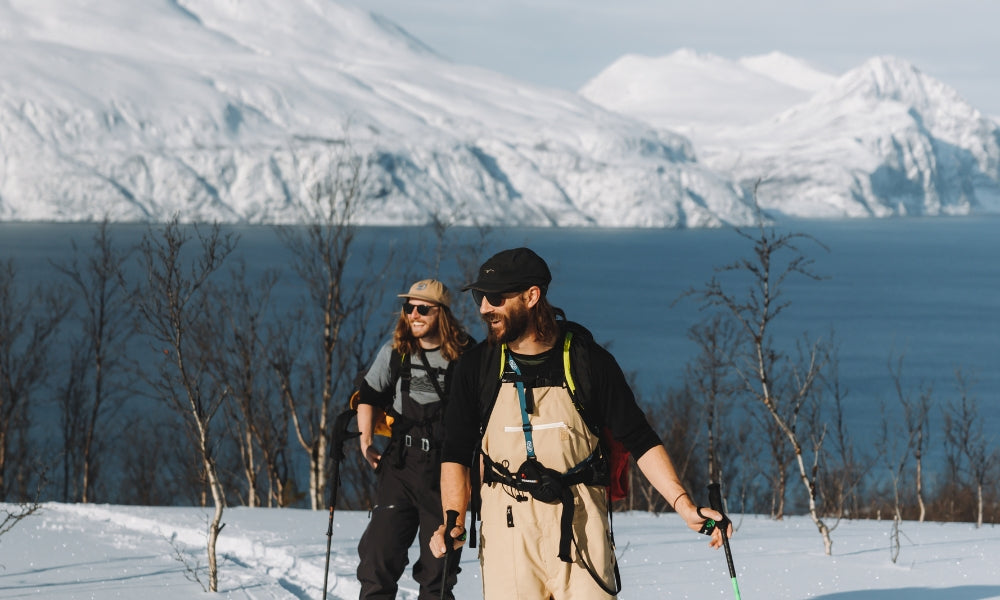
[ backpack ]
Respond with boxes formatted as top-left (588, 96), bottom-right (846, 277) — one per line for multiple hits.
top-left (347, 357), bottom-right (399, 438)
top-left (349, 340), bottom-right (473, 439)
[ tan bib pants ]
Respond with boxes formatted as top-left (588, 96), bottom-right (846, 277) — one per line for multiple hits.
top-left (479, 382), bottom-right (617, 600)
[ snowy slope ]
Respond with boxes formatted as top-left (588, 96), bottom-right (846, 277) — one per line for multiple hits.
top-left (582, 51), bottom-right (1000, 220)
top-left (737, 51), bottom-right (838, 93)
top-left (579, 49), bottom-right (822, 143)
top-left (579, 49), bottom-right (836, 145)
top-left (2, 502), bottom-right (999, 599)
top-left (0, 0), bottom-right (754, 228)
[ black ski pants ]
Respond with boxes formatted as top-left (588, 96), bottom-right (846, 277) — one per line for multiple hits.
top-left (357, 449), bottom-right (461, 600)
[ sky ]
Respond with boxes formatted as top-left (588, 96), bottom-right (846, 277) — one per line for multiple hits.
top-left (3, 502), bottom-right (1000, 598)
top-left (349, 0), bottom-right (1000, 118)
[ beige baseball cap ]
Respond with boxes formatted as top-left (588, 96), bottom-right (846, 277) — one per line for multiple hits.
top-left (398, 279), bottom-right (451, 307)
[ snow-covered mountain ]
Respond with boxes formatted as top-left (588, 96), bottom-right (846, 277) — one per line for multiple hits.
top-left (582, 50), bottom-right (1000, 219)
top-left (0, 0), bottom-right (755, 227)
top-left (5, 2), bottom-right (998, 227)
top-left (579, 49), bottom-right (832, 142)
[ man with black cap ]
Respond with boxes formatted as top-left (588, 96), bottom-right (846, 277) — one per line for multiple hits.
top-left (356, 279), bottom-right (473, 600)
top-left (429, 248), bottom-right (732, 599)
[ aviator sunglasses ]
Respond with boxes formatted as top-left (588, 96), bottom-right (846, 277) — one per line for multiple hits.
top-left (402, 302), bottom-right (437, 316)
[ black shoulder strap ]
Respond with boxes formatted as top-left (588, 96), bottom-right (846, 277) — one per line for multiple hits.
top-left (384, 350), bottom-right (409, 422)
top-left (477, 343), bottom-right (505, 432)
top-left (415, 348), bottom-right (447, 402)
top-left (469, 341), bottom-right (503, 549)
top-left (562, 321), bottom-right (601, 435)
top-left (388, 349), bottom-right (406, 389)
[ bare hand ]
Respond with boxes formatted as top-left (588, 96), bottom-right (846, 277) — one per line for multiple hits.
top-left (683, 506), bottom-right (732, 549)
top-left (429, 523), bottom-right (467, 558)
top-left (360, 441), bottom-right (381, 470)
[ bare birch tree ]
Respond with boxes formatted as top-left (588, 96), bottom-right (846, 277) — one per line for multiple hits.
top-left (877, 396), bottom-right (914, 563)
top-left (887, 352), bottom-right (932, 522)
top-left (51, 219), bottom-right (134, 502)
top-left (0, 259), bottom-right (70, 499)
top-left (206, 260), bottom-right (280, 508)
top-left (133, 218), bottom-right (236, 591)
top-left (816, 347), bottom-right (871, 520)
top-left (683, 313), bottom-right (743, 485)
top-left (943, 371), bottom-right (998, 528)
top-left (271, 149), bottom-right (396, 510)
top-left (687, 208), bottom-right (837, 554)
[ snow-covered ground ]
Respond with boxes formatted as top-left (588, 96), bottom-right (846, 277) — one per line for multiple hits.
top-left (2, 502), bottom-right (998, 599)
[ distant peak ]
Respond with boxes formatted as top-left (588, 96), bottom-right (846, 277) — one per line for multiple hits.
top-left (855, 55), bottom-right (923, 86)
top-left (831, 55), bottom-right (951, 107)
top-left (806, 54), bottom-right (990, 132)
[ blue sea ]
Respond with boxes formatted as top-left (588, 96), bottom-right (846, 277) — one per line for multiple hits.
top-left (3, 217), bottom-right (998, 454)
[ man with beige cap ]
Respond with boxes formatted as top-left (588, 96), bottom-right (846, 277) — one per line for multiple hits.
top-left (356, 279), bottom-right (473, 600)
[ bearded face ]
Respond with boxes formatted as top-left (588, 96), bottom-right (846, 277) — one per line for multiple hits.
top-left (403, 300), bottom-right (440, 340)
top-left (482, 296), bottom-right (530, 345)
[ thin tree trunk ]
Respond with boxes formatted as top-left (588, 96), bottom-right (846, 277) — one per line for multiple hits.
top-left (916, 456), bottom-right (925, 522)
top-left (977, 483), bottom-right (983, 529)
top-left (774, 468), bottom-right (786, 520)
top-left (793, 448), bottom-right (832, 555)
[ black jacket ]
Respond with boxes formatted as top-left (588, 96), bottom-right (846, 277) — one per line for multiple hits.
top-left (441, 323), bottom-right (662, 467)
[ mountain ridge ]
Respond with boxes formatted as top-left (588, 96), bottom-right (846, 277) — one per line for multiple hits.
top-left (0, 0), bottom-right (758, 227)
top-left (3, 0), bottom-right (998, 226)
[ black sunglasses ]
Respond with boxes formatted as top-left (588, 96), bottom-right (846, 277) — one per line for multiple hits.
top-left (402, 302), bottom-right (437, 316)
top-left (471, 289), bottom-right (512, 307)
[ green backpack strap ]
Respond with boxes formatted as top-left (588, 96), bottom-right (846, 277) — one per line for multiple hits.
top-left (563, 330), bottom-right (576, 394)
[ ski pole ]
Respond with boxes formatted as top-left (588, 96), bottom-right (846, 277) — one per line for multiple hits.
top-left (322, 503), bottom-right (337, 600)
top-left (708, 482), bottom-right (742, 600)
top-left (440, 509), bottom-right (460, 600)
top-left (323, 408), bottom-right (360, 600)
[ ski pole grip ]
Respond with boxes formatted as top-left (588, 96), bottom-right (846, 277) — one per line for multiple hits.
top-left (707, 482), bottom-right (738, 582)
top-left (708, 482), bottom-right (724, 513)
top-left (444, 510), bottom-right (459, 553)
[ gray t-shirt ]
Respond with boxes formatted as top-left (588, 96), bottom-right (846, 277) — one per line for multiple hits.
top-left (364, 341), bottom-right (450, 414)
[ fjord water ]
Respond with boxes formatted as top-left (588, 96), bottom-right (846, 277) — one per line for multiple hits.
top-left (516, 218), bottom-right (1000, 433)
top-left (3, 217), bottom-right (998, 446)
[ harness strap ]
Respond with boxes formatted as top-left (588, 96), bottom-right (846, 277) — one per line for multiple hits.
top-left (506, 355), bottom-right (538, 460)
top-left (481, 446), bottom-right (607, 562)
top-left (415, 349), bottom-right (448, 400)
top-left (482, 447), bottom-right (606, 489)
top-left (389, 350), bottom-right (448, 468)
